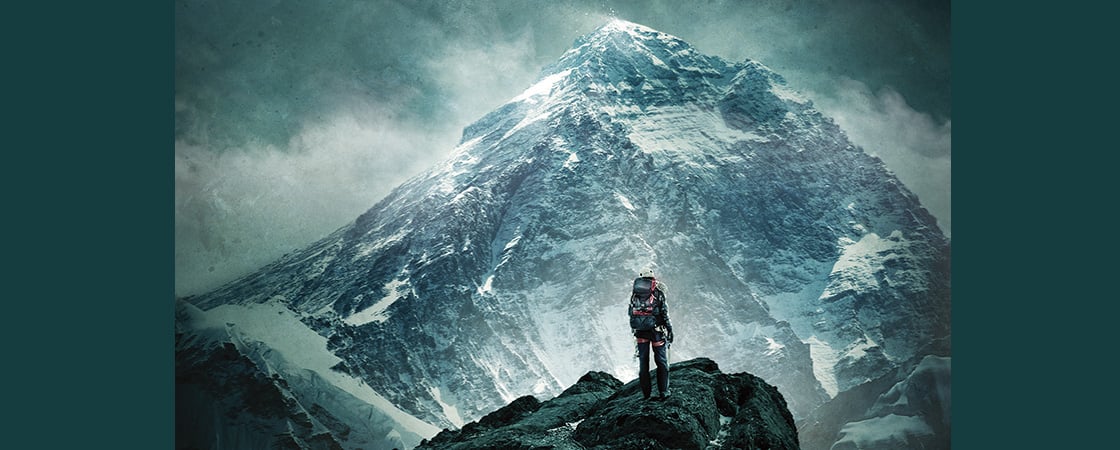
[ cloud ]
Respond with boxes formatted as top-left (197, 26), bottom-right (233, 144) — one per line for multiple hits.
top-left (174, 105), bottom-right (456, 296)
top-left (423, 28), bottom-right (544, 130)
top-left (171, 2), bottom-right (565, 296)
top-left (809, 78), bottom-right (952, 236)
top-left (174, 1), bottom-right (951, 295)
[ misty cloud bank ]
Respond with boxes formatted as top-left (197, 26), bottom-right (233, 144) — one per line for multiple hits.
top-left (174, 108), bottom-right (453, 295)
top-left (175, 0), bottom-right (950, 296)
top-left (811, 79), bottom-right (952, 236)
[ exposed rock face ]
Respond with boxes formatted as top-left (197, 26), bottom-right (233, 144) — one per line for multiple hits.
top-left (176, 332), bottom-right (352, 450)
top-left (417, 358), bottom-right (799, 450)
top-left (177, 19), bottom-right (951, 450)
top-left (175, 300), bottom-right (436, 450)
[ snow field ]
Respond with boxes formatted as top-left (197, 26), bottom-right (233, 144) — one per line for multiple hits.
top-left (193, 298), bottom-right (441, 438)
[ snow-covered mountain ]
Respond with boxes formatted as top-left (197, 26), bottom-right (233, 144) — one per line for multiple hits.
top-left (177, 19), bottom-right (950, 449)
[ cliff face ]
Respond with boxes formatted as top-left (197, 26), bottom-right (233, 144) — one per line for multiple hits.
top-left (179, 19), bottom-right (950, 449)
top-left (417, 358), bottom-right (799, 450)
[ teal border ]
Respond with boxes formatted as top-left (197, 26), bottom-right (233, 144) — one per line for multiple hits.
top-left (10, 2), bottom-right (175, 448)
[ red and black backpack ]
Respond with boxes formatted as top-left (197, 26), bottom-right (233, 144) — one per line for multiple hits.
top-left (628, 277), bottom-right (661, 331)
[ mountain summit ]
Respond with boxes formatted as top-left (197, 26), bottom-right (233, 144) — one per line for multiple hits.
top-left (178, 19), bottom-right (950, 450)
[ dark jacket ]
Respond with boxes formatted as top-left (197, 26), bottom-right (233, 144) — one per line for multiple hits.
top-left (633, 279), bottom-right (673, 342)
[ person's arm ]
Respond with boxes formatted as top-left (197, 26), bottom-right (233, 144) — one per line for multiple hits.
top-left (659, 288), bottom-right (673, 342)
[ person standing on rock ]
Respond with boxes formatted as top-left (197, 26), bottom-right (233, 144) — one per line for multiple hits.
top-left (628, 268), bottom-right (674, 400)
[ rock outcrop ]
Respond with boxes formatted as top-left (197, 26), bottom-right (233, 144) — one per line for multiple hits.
top-left (179, 19), bottom-right (951, 448)
top-left (417, 357), bottom-right (799, 450)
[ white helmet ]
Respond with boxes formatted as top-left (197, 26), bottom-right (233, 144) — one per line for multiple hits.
top-left (638, 268), bottom-right (655, 278)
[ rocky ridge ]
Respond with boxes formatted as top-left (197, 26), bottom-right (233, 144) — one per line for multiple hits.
top-left (417, 358), bottom-right (799, 450)
top-left (177, 19), bottom-right (951, 450)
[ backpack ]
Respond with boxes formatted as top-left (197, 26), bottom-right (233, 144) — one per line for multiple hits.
top-left (628, 277), bottom-right (660, 331)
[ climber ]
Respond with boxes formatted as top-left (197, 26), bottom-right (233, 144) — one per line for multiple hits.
top-left (627, 268), bottom-right (674, 400)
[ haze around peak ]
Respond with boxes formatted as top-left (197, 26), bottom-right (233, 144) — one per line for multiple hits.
top-left (176, 0), bottom-right (950, 297)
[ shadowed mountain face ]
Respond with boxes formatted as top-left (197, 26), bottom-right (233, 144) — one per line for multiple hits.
top-left (177, 19), bottom-right (950, 449)
top-left (417, 358), bottom-right (800, 450)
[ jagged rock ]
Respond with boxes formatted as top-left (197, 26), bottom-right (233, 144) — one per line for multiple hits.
top-left (176, 336), bottom-right (349, 450)
top-left (175, 300), bottom-right (429, 450)
top-left (180, 18), bottom-right (951, 450)
top-left (417, 358), bottom-right (798, 450)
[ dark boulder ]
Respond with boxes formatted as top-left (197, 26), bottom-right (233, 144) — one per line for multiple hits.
top-left (417, 357), bottom-right (799, 450)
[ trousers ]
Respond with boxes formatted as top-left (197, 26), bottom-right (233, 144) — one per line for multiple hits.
top-left (636, 339), bottom-right (669, 397)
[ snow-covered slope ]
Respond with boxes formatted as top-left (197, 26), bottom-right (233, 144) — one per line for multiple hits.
top-left (178, 19), bottom-right (950, 449)
top-left (832, 355), bottom-right (951, 449)
top-left (176, 299), bottom-right (439, 449)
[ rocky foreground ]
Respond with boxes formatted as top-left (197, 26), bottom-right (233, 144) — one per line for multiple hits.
top-left (416, 357), bottom-right (799, 450)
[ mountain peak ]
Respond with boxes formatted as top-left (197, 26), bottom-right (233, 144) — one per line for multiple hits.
top-left (180, 15), bottom-right (951, 450)
top-left (461, 18), bottom-right (803, 152)
top-left (545, 19), bottom-right (725, 81)
top-left (592, 18), bottom-right (665, 40)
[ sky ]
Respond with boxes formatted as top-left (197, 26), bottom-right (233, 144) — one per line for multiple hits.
top-left (175, 0), bottom-right (951, 297)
